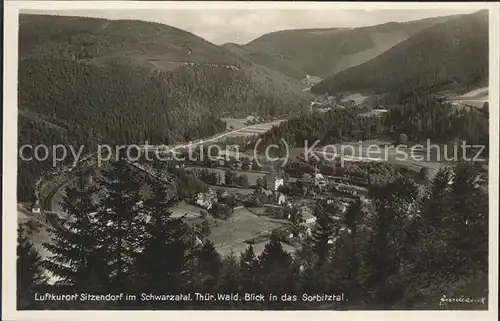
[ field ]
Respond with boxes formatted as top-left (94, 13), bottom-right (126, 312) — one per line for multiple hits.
top-left (171, 203), bottom-right (291, 256)
top-left (313, 139), bottom-right (451, 179)
top-left (332, 30), bottom-right (409, 74)
top-left (221, 118), bottom-right (284, 138)
top-left (172, 201), bottom-right (207, 219)
top-left (447, 86), bottom-right (489, 109)
top-left (208, 207), bottom-right (289, 256)
top-left (186, 166), bottom-right (267, 186)
top-left (209, 185), bottom-right (255, 195)
top-left (340, 93), bottom-right (370, 105)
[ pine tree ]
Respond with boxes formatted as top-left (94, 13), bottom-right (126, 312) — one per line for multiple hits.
top-left (95, 159), bottom-right (147, 291)
top-left (239, 245), bottom-right (258, 293)
top-left (218, 252), bottom-right (241, 305)
top-left (311, 201), bottom-right (340, 263)
top-left (195, 240), bottom-right (222, 292)
top-left (257, 234), bottom-right (296, 296)
top-left (133, 162), bottom-right (198, 295)
top-left (335, 200), bottom-right (363, 298)
top-left (17, 225), bottom-right (47, 309)
top-left (43, 177), bottom-right (105, 291)
top-left (362, 176), bottom-right (418, 308)
top-left (448, 162), bottom-right (488, 272)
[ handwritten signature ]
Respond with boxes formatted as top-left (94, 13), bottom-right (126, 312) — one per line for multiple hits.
top-left (439, 294), bottom-right (487, 306)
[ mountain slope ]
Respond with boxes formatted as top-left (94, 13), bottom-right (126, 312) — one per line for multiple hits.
top-left (17, 14), bottom-right (311, 202)
top-left (19, 14), bottom-right (240, 67)
top-left (243, 15), bottom-right (456, 79)
top-left (310, 11), bottom-right (488, 97)
top-left (222, 42), bottom-right (307, 80)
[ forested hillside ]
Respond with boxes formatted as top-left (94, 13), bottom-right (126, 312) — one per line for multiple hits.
top-left (17, 14), bottom-right (311, 202)
top-left (243, 15), bottom-right (454, 79)
top-left (222, 42), bottom-right (307, 80)
top-left (257, 96), bottom-right (488, 153)
top-left (311, 11), bottom-right (488, 98)
top-left (19, 159), bottom-right (489, 310)
top-left (19, 14), bottom-right (240, 65)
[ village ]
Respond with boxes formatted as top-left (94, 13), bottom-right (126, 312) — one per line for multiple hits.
top-left (133, 145), bottom-right (372, 257)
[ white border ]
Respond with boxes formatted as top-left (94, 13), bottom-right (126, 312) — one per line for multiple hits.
top-left (3, 2), bottom-right (499, 321)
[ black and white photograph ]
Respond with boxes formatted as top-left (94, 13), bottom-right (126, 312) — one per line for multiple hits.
top-left (2, 1), bottom-right (499, 319)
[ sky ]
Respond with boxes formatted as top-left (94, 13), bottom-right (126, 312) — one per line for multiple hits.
top-left (24, 9), bottom-right (477, 44)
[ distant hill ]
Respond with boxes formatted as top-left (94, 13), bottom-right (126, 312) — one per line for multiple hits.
top-left (243, 15), bottom-right (455, 79)
top-left (311, 11), bottom-right (489, 98)
top-left (222, 42), bottom-right (307, 80)
top-left (18, 14), bottom-right (312, 143)
top-left (17, 14), bottom-right (311, 202)
top-left (19, 14), bottom-right (240, 67)
top-left (19, 14), bottom-right (310, 118)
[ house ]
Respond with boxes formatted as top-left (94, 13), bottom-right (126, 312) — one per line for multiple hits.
top-left (335, 183), bottom-right (358, 195)
top-left (195, 189), bottom-right (218, 210)
top-left (31, 201), bottom-right (41, 213)
top-left (357, 109), bottom-right (388, 118)
top-left (301, 207), bottom-right (317, 224)
top-left (216, 155), bottom-right (226, 167)
top-left (233, 159), bottom-right (243, 170)
top-left (274, 178), bottom-right (284, 191)
top-left (241, 158), bottom-right (253, 171)
top-left (256, 188), bottom-right (286, 206)
top-left (314, 173), bottom-right (327, 188)
top-left (265, 167), bottom-right (284, 191)
top-left (277, 193), bottom-right (286, 205)
top-left (334, 183), bottom-right (368, 196)
top-left (245, 115), bottom-right (255, 123)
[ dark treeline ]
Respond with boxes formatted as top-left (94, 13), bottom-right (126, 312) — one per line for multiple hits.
top-left (256, 109), bottom-right (384, 149)
top-left (384, 96), bottom-right (489, 148)
top-left (18, 160), bottom-right (488, 310)
top-left (256, 96), bottom-right (488, 153)
top-left (17, 56), bottom-right (305, 202)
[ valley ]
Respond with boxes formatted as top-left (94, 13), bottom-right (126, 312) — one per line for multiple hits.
top-left (14, 9), bottom-right (491, 310)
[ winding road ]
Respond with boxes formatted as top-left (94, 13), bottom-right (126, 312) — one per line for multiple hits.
top-left (139, 120), bottom-right (284, 153)
top-left (37, 120), bottom-right (285, 217)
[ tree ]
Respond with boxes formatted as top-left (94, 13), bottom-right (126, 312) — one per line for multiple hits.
top-left (256, 234), bottom-right (297, 296)
top-left (43, 177), bottom-right (105, 291)
top-left (362, 175), bottom-right (419, 307)
top-left (210, 202), bottom-right (233, 220)
top-left (329, 200), bottom-right (364, 298)
top-left (195, 240), bottom-right (222, 292)
top-left (18, 225), bottom-right (47, 309)
top-left (95, 159), bottom-right (147, 290)
top-left (447, 162), bottom-right (488, 272)
top-left (239, 174), bottom-right (249, 188)
top-left (482, 101), bottom-right (489, 113)
top-left (403, 163), bottom-right (488, 307)
top-left (251, 158), bottom-right (261, 171)
top-left (225, 170), bottom-right (236, 185)
top-left (288, 207), bottom-right (305, 239)
top-left (239, 245), bottom-right (258, 293)
top-left (256, 177), bottom-right (265, 189)
top-left (132, 171), bottom-right (191, 294)
top-left (398, 133), bottom-right (408, 145)
top-left (419, 167), bottom-right (430, 182)
top-left (311, 201), bottom-right (340, 263)
top-left (218, 252), bottom-right (241, 296)
top-left (198, 219), bottom-right (211, 240)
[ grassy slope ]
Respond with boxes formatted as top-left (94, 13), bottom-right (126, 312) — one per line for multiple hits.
top-left (222, 42), bottom-right (307, 80)
top-left (311, 11), bottom-right (488, 97)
